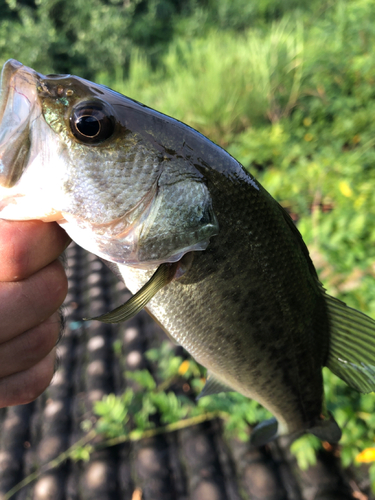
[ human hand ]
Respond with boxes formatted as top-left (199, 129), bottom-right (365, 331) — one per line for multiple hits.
top-left (0, 220), bottom-right (70, 407)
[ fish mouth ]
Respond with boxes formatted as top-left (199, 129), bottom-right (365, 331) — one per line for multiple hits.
top-left (0, 59), bottom-right (40, 188)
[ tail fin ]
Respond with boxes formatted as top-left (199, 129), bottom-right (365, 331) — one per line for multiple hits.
top-left (325, 294), bottom-right (375, 393)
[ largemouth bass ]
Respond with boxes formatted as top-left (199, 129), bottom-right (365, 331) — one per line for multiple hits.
top-left (1, 59), bottom-right (375, 445)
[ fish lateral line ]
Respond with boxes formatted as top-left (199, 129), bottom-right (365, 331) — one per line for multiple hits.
top-left (84, 260), bottom-right (179, 324)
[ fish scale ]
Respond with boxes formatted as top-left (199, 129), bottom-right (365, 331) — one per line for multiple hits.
top-left (61, 142), bottom-right (161, 224)
top-left (118, 177), bottom-right (327, 437)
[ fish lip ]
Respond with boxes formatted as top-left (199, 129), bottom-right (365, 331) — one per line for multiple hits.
top-left (0, 60), bottom-right (41, 188)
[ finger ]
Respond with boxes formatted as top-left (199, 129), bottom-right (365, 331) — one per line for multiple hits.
top-left (0, 311), bottom-right (61, 379)
top-left (0, 259), bottom-right (68, 344)
top-left (0, 220), bottom-right (71, 282)
top-left (0, 347), bottom-right (57, 408)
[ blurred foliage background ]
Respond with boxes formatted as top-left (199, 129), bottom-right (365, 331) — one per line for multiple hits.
top-left (2, 0), bottom-right (375, 488)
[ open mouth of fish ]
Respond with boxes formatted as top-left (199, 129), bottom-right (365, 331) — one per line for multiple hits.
top-left (0, 60), bottom-right (42, 189)
top-left (0, 60), bottom-right (69, 221)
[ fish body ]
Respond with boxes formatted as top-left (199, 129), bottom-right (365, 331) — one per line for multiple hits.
top-left (1, 59), bottom-right (375, 444)
top-left (121, 185), bottom-right (329, 439)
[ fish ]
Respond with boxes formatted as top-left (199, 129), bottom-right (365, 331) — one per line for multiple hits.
top-left (1, 59), bottom-right (375, 446)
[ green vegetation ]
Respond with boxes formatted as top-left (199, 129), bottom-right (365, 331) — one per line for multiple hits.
top-left (0, 0), bottom-right (325, 78)
top-left (2, 0), bottom-right (375, 488)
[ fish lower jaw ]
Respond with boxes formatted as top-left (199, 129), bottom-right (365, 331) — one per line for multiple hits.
top-left (0, 192), bottom-right (64, 221)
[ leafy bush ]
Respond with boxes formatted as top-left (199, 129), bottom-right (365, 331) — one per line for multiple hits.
top-left (0, 0), bottom-right (334, 78)
top-left (108, 19), bottom-right (304, 145)
top-left (0, 0), bottom-right (188, 77)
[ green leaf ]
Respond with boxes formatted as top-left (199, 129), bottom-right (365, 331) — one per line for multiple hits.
top-left (125, 369), bottom-right (157, 391)
top-left (290, 435), bottom-right (321, 470)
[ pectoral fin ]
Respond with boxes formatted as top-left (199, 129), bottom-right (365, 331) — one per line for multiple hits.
top-left (85, 261), bottom-right (178, 324)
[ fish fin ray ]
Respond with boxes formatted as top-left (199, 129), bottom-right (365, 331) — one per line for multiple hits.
top-left (325, 294), bottom-right (375, 393)
top-left (196, 372), bottom-right (234, 399)
top-left (250, 418), bottom-right (278, 446)
top-left (85, 262), bottom-right (178, 324)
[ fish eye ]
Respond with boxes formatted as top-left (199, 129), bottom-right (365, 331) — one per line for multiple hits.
top-left (70, 101), bottom-right (115, 144)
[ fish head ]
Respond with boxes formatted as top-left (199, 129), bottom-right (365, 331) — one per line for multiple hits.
top-left (0, 60), bottom-right (219, 269)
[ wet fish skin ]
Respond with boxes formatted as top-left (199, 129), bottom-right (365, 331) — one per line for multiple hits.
top-left (1, 59), bottom-right (375, 444)
top-left (119, 170), bottom-right (330, 438)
